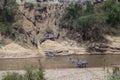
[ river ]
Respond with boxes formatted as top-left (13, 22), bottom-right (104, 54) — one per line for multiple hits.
top-left (0, 54), bottom-right (120, 70)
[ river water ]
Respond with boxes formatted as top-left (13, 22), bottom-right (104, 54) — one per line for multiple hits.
top-left (0, 54), bottom-right (120, 70)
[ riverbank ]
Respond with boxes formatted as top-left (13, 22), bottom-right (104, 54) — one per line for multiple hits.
top-left (0, 42), bottom-right (41, 58)
top-left (0, 68), bottom-right (109, 80)
top-left (0, 35), bottom-right (120, 58)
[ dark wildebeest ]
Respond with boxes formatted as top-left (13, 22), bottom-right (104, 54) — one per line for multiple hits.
top-left (25, 29), bottom-right (32, 37)
top-left (40, 32), bottom-right (55, 44)
top-left (40, 34), bottom-right (48, 44)
top-left (48, 33), bottom-right (55, 40)
top-left (77, 60), bottom-right (88, 68)
top-left (36, 0), bottom-right (41, 2)
top-left (35, 25), bottom-right (40, 35)
top-left (30, 36), bottom-right (38, 47)
top-left (39, 26), bottom-right (55, 44)
top-left (68, 57), bottom-right (88, 68)
top-left (45, 51), bottom-right (56, 57)
top-left (31, 18), bottom-right (36, 26)
top-left (93, 0), bottom-right (103, 5)
top-left (35, 6), bottom-right (47, 13)
top-left (25, 15), bottom-right (36, 26)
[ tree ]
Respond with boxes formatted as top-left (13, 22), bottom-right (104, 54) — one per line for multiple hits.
top-left (103, 0), bottom-right (120, 26)
top-left (2, 67), bottom-right (46, 80)
top-left (0, 0), bottom-right (18, 36)
top-left (60, 1), bottom-right (106, 42)
top-left (0, 0), bottom-right (18, 22)
top-left (0, 23), bottom-right (13, 36)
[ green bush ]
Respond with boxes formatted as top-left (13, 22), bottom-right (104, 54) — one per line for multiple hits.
top-left (103, 0), bottom-right (120, 26)
top-left (2, 73), bottom-right (23, 80)
top-left (60, 2), bottom-right (83, 28)
top-left (107, 67), bottom-right (120, 80)
top-left (76, 14), bottom-right (106, 42)
top-left (60, 1), bottom-right (106, 42)
top-left (85, 1), bottom-right (94, 14)
top-left (0, 0), bottom-right (18, 22)
top-left (0, 0), bottom-right (18, 37)
top-left (60, 0), bottom-right (120, 42)
top-left (0, 39), bottom-right (6, 45)
top-left (2, 67), bottom-right (46, 80)
top-left (0, 23), bottom-right (13, 36)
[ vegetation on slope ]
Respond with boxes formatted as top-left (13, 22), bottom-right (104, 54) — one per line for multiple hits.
top-left (107, 67), bottom-right (120, 80)
top-left (0, 0), bottom-right (120, 45)
top-left (60, 0), bottom-right (120, 43)
top-left (0, 0), bottom-right (18, 37)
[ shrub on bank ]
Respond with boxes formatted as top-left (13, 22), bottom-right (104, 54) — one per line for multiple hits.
top-left (0, 39), bottom-right (6, 45)
top-left (2, 67), bottom-right (46, 80)
top-left (2, 73), bottom-right (23, 80)
top-left (107, 67), bottom-right (120, 80)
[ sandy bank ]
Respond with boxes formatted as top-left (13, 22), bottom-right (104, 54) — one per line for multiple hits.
top-left (0, 42), bottom-right (38, 58)
top-left (0, 35), bottom-right (120, 58)
top-left (0, 68), bottom-right (108, 80)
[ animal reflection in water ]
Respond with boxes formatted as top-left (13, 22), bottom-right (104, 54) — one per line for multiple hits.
top-left (68, 57), bottom-right (88, 68)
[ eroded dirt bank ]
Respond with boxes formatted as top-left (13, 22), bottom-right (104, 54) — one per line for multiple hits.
top-left (0, 36), bottom-right (120, 58)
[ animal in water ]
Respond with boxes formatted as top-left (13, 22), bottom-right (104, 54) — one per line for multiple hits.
top-left (68, 57), bottom-right (88, 68)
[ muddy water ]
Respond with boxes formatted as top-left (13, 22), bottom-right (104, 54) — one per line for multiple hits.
top-left (0, 55), bottom-right (120, 70)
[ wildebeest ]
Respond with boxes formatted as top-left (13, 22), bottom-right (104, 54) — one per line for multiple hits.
top-left (31, 18), bottom-right (36, 26)
top-left (35, 25), bottom-right (40, 35)
top-left (35, 6), bottom-right (47, 13)
top-left (93, 0), bottom-right (104, 4)
top-left (40, 34), bottom-right (48, 44)
top-left (40, 32), bottom-right (55, 44)
top-left (68, 57), bottom-right (88, 68)
top-left (25, 29), bottom-right (32, 37)
top-left (25, 15), bottom-right (36, 26)
top-left (30, 36), bottom-right (38, 47)
top-left (45, 51), bottom-right (56, 57)
top-left (36, 0), bottom-right (42, 2)
top-left (48, 33), bottom-right (55, 40)
top-left (77, 60), bottom-right (88, 68)
top-left (35, 11), bottom-right (42, 21)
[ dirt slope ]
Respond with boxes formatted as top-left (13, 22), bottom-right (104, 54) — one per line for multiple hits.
top-left (0, 42), bottom-right (38, 58)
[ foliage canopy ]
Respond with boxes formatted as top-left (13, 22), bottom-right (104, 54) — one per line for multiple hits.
top-left (60, 0), bottom-right (120, 42)
top-left (0, 0), bottom-right (18, 36)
